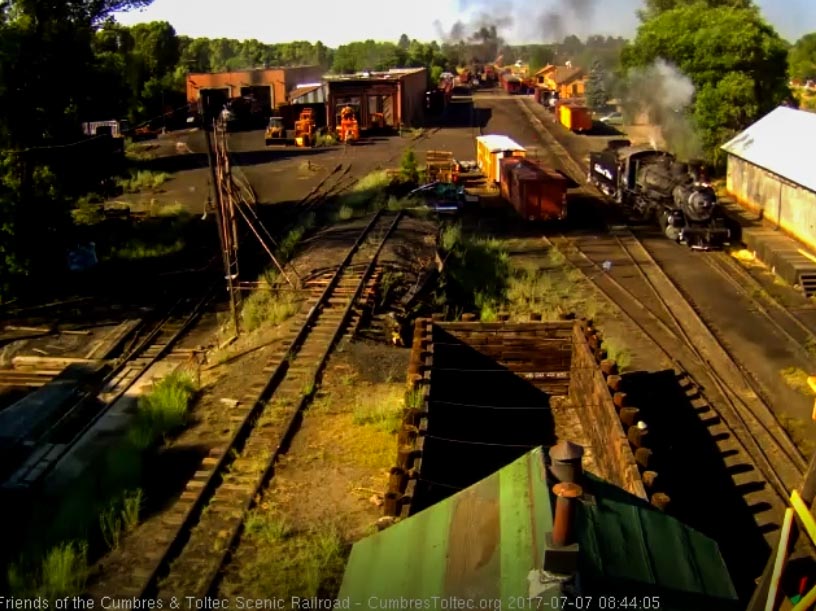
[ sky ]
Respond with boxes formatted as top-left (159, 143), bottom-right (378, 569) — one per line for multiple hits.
top-left (112, 0), bottom-right (816, 47)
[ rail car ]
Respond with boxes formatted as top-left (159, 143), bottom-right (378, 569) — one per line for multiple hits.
top-left (499, 157), bottom-right (570, 221)
top-left (588, 141), bottom-right (731, 249)
top-left (475, 135), bottom-right (526, 184)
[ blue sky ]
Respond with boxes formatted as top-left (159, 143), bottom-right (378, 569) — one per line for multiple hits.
top-left (112, 0), bottom-right (815, 47)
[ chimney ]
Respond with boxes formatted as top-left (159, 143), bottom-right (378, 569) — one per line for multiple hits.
top-left (547, 440), bottom-right (584, 484)
top-left (541, 481), bottom-right (583, 576)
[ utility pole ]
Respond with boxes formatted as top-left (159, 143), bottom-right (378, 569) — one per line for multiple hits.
top-left (202, 100), bottom-right (240, 338)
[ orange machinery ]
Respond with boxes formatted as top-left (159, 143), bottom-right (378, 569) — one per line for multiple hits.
top-left (336, 105), bottom-right (360, 143)
top-left (294, 108), bottom-right (316, 147)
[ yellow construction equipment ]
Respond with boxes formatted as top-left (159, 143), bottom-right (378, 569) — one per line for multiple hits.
top-left (294, 108), bottom-right (316, 147)
top-left (265, 116), bottom-right (292, 146)
top-left (336, 105), bottom-right (360, 143)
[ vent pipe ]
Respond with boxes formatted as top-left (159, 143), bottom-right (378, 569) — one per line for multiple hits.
top-left (548, 440), bottom-right (584, 484)
top-left (552, 482), bottom-right (582, 547)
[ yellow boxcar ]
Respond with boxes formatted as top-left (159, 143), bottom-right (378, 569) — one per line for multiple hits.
top-left (476, 135), bottom-right (526, 183)
top-left (558, 104), bottom-right (593, 132)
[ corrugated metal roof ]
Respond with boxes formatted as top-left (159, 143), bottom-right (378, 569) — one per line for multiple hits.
top-left (721, 106), bottom-right (816, 192)
top-left (477, 134), bottom-right (526, 152)
top-left (340, 450), bottom-right (738, 610)
top-left (577, 475), bottom-right (739, 608)
top-left (339, 448), bottom-right (555, 605)
top-left (289, 84), bottom-right (325, 103)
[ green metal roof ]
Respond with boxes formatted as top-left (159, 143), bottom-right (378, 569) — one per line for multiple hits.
top-left (339, 447), bottom-right (554, 605)
top-left (576, 475), bottom-right (740, 610)
top-left (339, 449), bottom-right (738, 610)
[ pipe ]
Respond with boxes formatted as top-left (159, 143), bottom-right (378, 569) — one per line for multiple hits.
top-left (765, 508), bottom-right (794, 611)
top-left (552, 482), bottom-right (583, 547)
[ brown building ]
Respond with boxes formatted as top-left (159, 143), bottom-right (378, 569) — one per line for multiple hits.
top-left (535, 64), bottom-right (587, 99)
top-left (324, 67), bottom-right (428, 131)
top-left (186, 66), bottom-right (324, 112)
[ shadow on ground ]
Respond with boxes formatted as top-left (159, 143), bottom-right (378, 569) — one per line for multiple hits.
top-left (423, 100), bottom-right (492, 129)
top-left (621, 369), bottom-right (773, 602)
top-left (410, 329), bottom-right (557, 514)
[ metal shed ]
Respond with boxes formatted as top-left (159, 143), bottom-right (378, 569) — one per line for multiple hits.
top-left (339, 448), bottom-right (738, 610)
top-left (721, 106), bottom-right (816, 250)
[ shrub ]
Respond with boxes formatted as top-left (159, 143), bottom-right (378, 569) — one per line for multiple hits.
top-left (129, 371), bottom-right (197, 449)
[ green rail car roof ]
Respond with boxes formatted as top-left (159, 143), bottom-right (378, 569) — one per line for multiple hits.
top-left (338, 447), bottom-right (739, 610)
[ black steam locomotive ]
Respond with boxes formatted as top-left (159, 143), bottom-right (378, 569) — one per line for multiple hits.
top-left (588, 142), bottom-right (730, 249)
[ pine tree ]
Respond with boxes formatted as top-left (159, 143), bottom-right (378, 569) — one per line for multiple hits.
top-left (585, 59), bottom-right (609, 111)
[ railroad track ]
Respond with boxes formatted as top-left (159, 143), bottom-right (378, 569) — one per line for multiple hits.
top-left (85, 209), bottom-right (403, 603)
top-left (550, 229), bottom-right (807, 533)
top-left (2, 286), bottom-right (217, 491)
top-left (700, 252), bottom-right (816, 362)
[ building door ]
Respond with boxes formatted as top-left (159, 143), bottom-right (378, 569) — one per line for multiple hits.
top-left (383, 96), bottom-right (394, 126)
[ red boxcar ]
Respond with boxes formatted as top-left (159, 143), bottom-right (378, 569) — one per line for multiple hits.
top-left (500, 157), bottom-right (570, 221)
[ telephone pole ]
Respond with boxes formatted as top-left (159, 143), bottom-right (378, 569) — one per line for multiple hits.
top-left (202, 101), bottom-right (240, 338)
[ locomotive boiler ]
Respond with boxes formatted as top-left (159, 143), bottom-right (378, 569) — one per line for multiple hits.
top-left (588, 142), bottom-right (730, 249)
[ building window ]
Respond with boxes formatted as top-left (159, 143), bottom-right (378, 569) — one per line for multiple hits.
top-left (572, 84), bottom-right (578, 96)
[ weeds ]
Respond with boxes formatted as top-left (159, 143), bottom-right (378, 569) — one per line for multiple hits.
top-left (8, 541), bottom-right (88, 598)
top-left (334, 171), bottom-right (392, 215)
top-left (244, 511), bottom-right (293, 544)
top-left (779, 366), bottom-right (812, 395)
top-left (241, 287), bottom-right (302, 332)
top-left (436, 223), bottom-right (511, 317)
top-left (109, 238), bottom-right (184, 260)
top-left (779, 415), bottom-right (816, 456)
top-left (352, 385), bottom-right (404, 433)
top-left (277, 214), bottom-right (315, 262)
top-left (336, 205), bottom-right (355, 221)
top-left (116, 170), bottom-right (170, 193)
top-left (71, 194), bottom-right (106, 226)
top-left (400, 148), bottom-right (419, 183)
top-left (314, 133), bottom-right (338, 147)
top-left (129, 371), bottom-right (198, 449)
top-left (601, 336), bottom-right (633, 371)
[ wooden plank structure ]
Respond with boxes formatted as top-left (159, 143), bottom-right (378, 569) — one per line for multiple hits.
top-left (385, 317), bottom-right (659, 520)
top-left (425, 150), bottom-right (458, 183)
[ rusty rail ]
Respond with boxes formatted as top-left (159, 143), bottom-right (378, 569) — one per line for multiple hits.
top-left (85, 210), bottom-right (403, 602)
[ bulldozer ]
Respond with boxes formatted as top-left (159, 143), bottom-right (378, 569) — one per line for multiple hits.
top-left (265, 116), bottom-right (293, 146)
top-left (294, 108), bottom-right (316, 147)
top-left (336, 105), bottom-right (360, 143)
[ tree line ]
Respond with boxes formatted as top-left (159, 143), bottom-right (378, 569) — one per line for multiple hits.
top-left (0, 0), bottom-right (815, 301)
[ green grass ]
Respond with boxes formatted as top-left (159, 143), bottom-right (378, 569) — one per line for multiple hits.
top-left (601, 336), bottom-right (633, 371)
top-left (241, 286), bottom-right (302, 332)
top-left (116, 170), bottom-right (170, 193)
top-left (244, 511), bottom-right (293, 545)
top-left (314, 133), bottom-right (338, 147)
top-left (435, 223), bottom-right (512, 318)
top-left (332, 171), bottom-right (393, 217)
top-left (71, 194), bottom-right (106, 226)
top-left (129, 371), bottom-right (198, 450)
top-left (108, 238), bottom-right (185, 260)
top-left (6, 541), bottom-right (89, 599)
top-left (352, 385), bottom-right (404, 433)
top-left (98, 488), bottom-right (143, 550)
top-left (227, 515), bottom-right (346, 599)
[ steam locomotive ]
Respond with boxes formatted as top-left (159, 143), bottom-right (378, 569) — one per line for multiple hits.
top-left (588, 142), bottom-right (731, 249)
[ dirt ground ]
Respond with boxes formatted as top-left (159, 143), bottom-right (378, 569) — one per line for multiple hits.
top-left (217, 340), bottom-right (409, 601)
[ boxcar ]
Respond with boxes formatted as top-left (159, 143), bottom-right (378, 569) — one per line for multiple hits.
top-left (476, 135), bottom-right (526, 184)
top-left (500, 157), bottom-right (570, 221)
top-left (558, 104), bottom-right (593, 133)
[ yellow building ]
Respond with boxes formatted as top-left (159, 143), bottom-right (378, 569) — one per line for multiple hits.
top-left (534, 64), bottom-right (587, 99)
